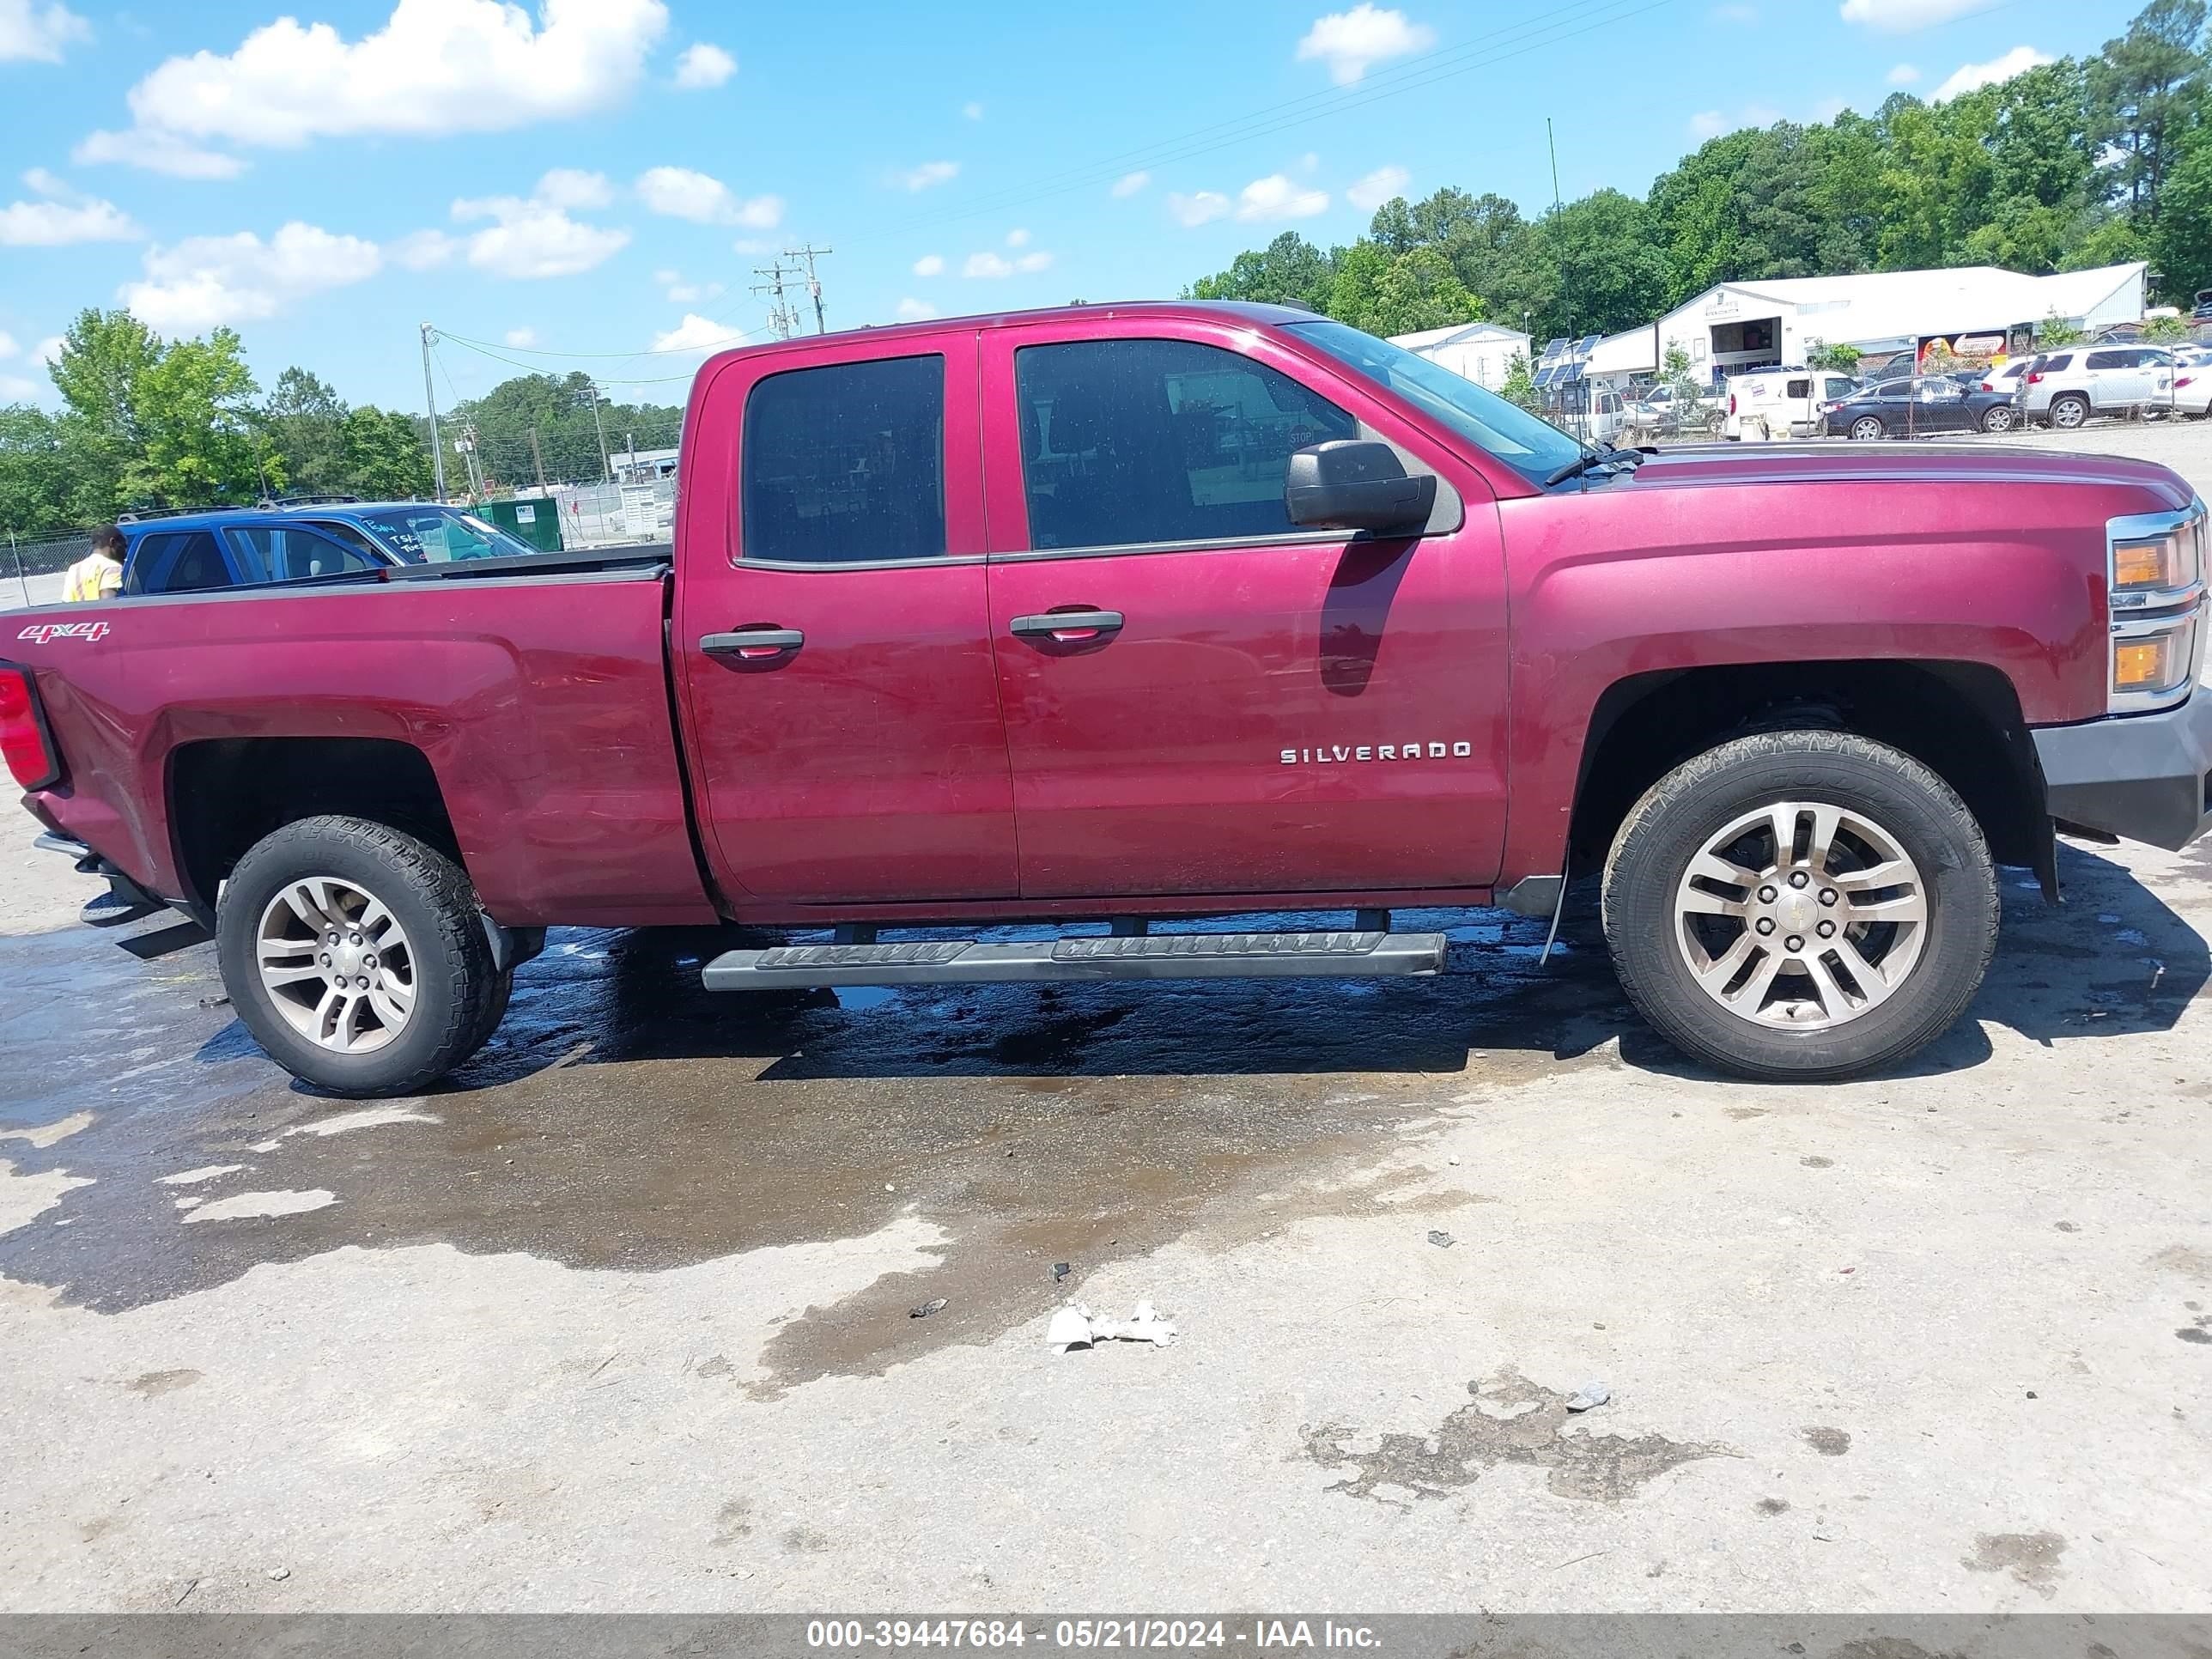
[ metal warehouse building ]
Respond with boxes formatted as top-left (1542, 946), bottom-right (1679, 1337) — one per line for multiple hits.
top-left (1585, 260), bottom-right (2149, 391)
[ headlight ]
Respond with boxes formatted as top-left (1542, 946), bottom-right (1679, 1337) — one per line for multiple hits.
top-left (2107, 502), bottom-right (2206, 712)
top-left (2111, 520), bottom-right (2202, 600)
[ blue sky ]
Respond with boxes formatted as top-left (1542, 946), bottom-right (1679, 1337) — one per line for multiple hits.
top-left (0, 0), bottom-right (2148, 415)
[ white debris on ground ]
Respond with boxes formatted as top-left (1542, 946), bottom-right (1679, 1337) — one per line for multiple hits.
top-left (1048, 1301), bottom-right (1179, 1352)
top-left (180, 1189), bottom-right (337, 1224)
top-left (155, 1164), bottom-right (246, 1187)
top-left (0, 1111), bottom-right (94, 1148)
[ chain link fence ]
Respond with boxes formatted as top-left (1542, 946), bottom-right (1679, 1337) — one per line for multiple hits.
top-left (547, 480), bottom-right (677, 549)
top-left (4, 532), bottom-right (86, 607)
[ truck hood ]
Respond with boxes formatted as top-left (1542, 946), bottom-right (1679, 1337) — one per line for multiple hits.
top-left (1620, 441), bottom-right (2195, 507)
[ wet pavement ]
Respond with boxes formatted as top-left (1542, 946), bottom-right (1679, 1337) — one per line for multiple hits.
top-left (4, 811), bottom-right (2212, 1613)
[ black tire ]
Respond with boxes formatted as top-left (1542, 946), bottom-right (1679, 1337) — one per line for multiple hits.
top-left (470, 967), bottom-right (515, 1054)
top-left (1601, 731), bottom-right (1999, 1081)
top-left (1980, 404), bottom-right (2016, 434)
top-left (217, 816), bottom-right (498, 1097)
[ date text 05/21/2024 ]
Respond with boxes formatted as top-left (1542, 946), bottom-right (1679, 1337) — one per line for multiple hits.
top-left (805, 1620), bottom-right (1383, 1650)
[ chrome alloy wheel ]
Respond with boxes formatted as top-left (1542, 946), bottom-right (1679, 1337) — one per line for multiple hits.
top-left (1672, 802), bottom-right (1928, 1030)
top-left (1850, 416), bottom-right (1885, 441)
top-left (255, 877), bottom-right (416, 1053)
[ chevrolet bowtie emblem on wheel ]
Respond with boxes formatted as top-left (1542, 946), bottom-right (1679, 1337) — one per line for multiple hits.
top-left (1281, 741), bottom-right (1475, 764)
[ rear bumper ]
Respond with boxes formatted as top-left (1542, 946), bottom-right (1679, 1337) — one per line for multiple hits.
top-left (2033, 694), bottom-right (2212, 852)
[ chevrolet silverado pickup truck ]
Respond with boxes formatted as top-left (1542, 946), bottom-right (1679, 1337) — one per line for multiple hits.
top-left (5, 302), bottom-right (2209, 1096)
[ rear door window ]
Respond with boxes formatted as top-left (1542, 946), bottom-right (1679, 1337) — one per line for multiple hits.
top-left (740, 354), bottom-right (945, 565)
top-left (131, 530), bottom-right (234, 593)
top-left (2086, 349), bottom-right (2128, 371)
top-left (2038, 353), bottom-right (2072, 373)
top-left (1785, 378), bottom-right (1810, 399)
top-left (226, 523), bottom-right (381, 583)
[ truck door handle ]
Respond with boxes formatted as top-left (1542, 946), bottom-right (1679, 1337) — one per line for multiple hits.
top-left (702, 626), bottom-right (805, 660)
top-left (1010, 610), bottom-right (1123, 643)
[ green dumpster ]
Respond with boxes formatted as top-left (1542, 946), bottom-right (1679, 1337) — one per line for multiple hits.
top-left (482, 495), bottom-right (563, 553)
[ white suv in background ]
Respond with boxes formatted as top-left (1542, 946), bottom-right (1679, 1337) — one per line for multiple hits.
top-left (2021, 345), bottom-right (2173, 429)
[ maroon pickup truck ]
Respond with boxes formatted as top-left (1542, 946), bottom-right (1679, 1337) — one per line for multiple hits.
top-left (5, 302), bottom-right (2209, 1095)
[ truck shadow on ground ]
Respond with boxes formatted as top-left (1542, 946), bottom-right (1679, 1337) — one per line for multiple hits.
top-left (441, 840), bottom-right (2207, 1088)
top-left (0, 841), bottom-right (2202, 1334)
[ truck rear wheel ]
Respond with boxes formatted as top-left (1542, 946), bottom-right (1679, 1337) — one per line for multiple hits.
top-left (1601, 731), bottom-right (1998, 1081)
top-left (216, 815), bottom-right (499, 1097)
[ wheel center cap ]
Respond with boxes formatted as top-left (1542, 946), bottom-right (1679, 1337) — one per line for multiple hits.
top-left (1778, 892), bottom-right (1817, 931)
top-left (333, 941), bottom-right (367, 977)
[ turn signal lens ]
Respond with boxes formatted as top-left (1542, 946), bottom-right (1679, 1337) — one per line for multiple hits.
top-left (2114, 636), bottom-right (2177, 690)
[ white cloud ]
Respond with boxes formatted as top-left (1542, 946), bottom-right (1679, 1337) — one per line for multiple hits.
top-left (1887, 61), bottom-right (1921, 84)
top-left (0, 169), bottom-right (139, 246)
top-left (1006, 228), bottom-right (1030, 247)
top-left (1742, 101), bottom-right (1782, 125)
top-left (1839, 0), bottom-right (1984, 30)
top-left (105, 0), bottom-right (667, 156)
top-left (1689, 110), bottom-right (1729, 137)
top-left (0, 331), bottom-right (16, 357)
top-left (0, 374), bottom-right (39, 400)
top-left (1935, 45), bottom-right (2053, 100)
top-left (1169, 190), bottom-right (1231, 228)
top-left (1812, 94), bottom-right (1847, 121)
top-left (1295, 5), bottom-right (1433, 85)
top-left (453, 172), bottom-right (629, 279)
top-left (896, 297), bottom-right (937, 320)
top-left (650, 313), bottom-right (745, 355)
top-left (731, 237), bottom-right (773, 255)
top-left (0, 0), bottom-right (89, 63)
top-left (1709, 2), bottom-right (1756, 20)
top-left (896, 160), bottom-right (959, 191)
top-left (504, 326), bottom-right (538, 347)
top-left (73, 126), bottom-right (242, 179)
top-left (389, 228), bottom-right (457, 270)
top-left (1234, 173), bottom-right (1328, 222)
top-left (30, 335), bottom-right (62, 368)
top-left (674, 41), bottom-right (735, 88)
top-left (537, 167), bottom-right (614, 210)
top-left (962, 100), bottom-right (983, 120)
top-left (660, 270), bottom-right (724, 302)
top-left (963, 249), bottom-right (1053, 278)
top-left (635, 164), bottom-right (780, 228)
top-left (912, 252), bottom-right (945, 276)
top-left (1111, 170), bottom-right (1151, 198)
top-left (119, 222), bottom-right (379, 329)
top-left (1346, 164), bottom-right (1410, 211)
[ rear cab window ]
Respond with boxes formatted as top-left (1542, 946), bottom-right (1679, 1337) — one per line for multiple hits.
top-left (740, 353), bottom-right (945, 565)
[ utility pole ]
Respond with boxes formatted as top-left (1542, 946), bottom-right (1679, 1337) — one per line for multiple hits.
top-left (528, 426), bottom-right (547, 489)
top-left (580, 381), bottom-right (612, 483)
top-left (752, 259), bottom-right (799, 340)
top-left (419, 322), bottom-right (447, 501)
top-left (785, 244), bottom-right (833, 334)
top-left (625, 430), bottom-right (636, 484)
top-left (453, 423), bottom-right (485, 500)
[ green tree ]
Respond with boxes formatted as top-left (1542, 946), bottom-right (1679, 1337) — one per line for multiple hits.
top-left (0, 405), bottom-right (68, 536)
top-left (1322, 239), bottom-right (1391, 330)
top-left (266, 367), bottom-right (349, 496)
top-left (2090, 0), bottom-right (2209, 218)
top-left (46, 308), bottom-right (162, 523)
top-left (2151, 118), bottom-right (2212, 292)
top-left (1188, 231), bottom-right (1335, 310)
top-left (2142, 310), bottom-right (2192, 338)
top-left (123, 327), bottom-right (280, 507)
top-left (1366, 246), bottom-right (1485, 335)
top-left (2037, 310), bottom-right (2089, 346)
top-left (1498, 351), bottom-right (1538, 411)
top-left (340, 407), bottom-right (435, 498)
top-left (1805, 339), bottom-right (1863, 372)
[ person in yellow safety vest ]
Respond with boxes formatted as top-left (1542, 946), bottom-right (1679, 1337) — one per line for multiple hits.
top-left (62, 524), bottom-right (125, 601)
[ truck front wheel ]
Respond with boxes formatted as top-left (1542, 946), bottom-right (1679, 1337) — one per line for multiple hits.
top-left (1601, 731), bottom-right (1998, 1081)
top-left (216, 815), bottom-right (500, 1097)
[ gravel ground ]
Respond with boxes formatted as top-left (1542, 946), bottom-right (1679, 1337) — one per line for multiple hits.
top-left (3, 427), bottom-right (2211, 1623)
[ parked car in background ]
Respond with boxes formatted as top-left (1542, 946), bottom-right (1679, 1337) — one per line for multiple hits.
top-left (2169, 363), bottom-right (2212, 418)
top-left (1822, 375), bottom-right (2021, 438)
top-left (1977, 359), bottom-right (2032, 400)
top-left (2021, 346), bottom-right (2173, 429)
top-left (1723, 368), bottom-right (1861, 440)
top-left (1623, 382), bottom-right (1722, 441)
top-left (114, 500), bottom-right (546, 597)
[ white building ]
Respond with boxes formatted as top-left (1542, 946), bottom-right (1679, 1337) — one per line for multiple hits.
top-left (1387, 319), bottom-right (1533, 391)
top-left (1585, 262), bottom-right (2149, 391)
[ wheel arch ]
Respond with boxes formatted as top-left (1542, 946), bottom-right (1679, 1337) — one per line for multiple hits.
top-left (168, 737), bottom-right (464, 918)
top-left (1565, 659), bottom-right (2055, 897)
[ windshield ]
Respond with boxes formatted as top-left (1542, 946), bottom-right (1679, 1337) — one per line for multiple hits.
top-left (354, 506), bottom-right (538, 563)
top-left (1287, 319), bottom-right (1588, 485)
